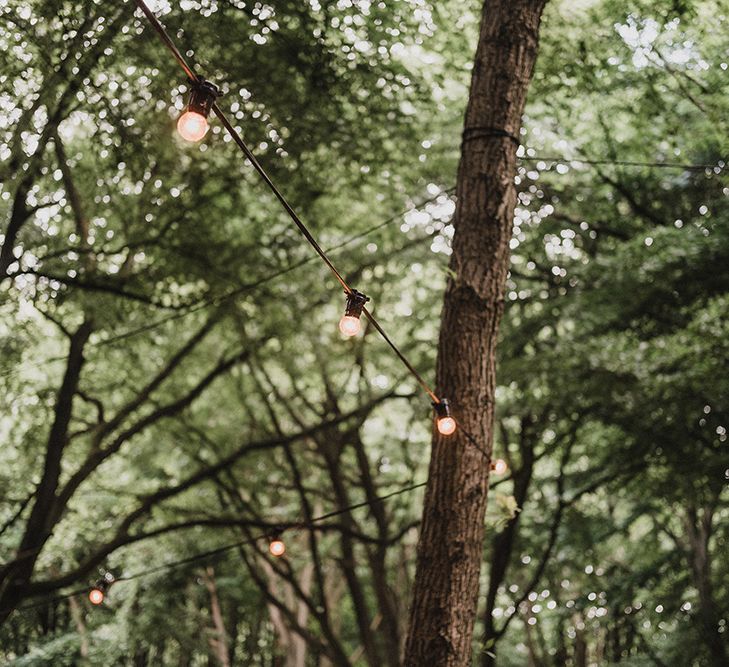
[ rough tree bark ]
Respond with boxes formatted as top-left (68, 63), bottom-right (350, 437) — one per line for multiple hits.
top-left (403, 2), bottom-right (548, 665)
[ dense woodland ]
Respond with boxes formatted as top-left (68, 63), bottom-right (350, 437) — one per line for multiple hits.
top-left (0, 0), bottom-right (727, 665)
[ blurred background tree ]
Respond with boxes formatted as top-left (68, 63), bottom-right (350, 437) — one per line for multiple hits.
top-left (0, 0), bottom-right (726, 665)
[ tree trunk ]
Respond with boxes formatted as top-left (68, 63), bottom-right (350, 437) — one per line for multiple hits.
top-left (481, 421), bottom-right (536, 667)
top-left (202, 567), bottom-right (231, 667)
top-left (68, 595), bottom-right (89, 661)
top-left (573, 628), bottom-right (587, 667)
top-left (0, 320), bottom-right (92, 622)
top-left (684, 504), bottom-right (727, 667)
top-left (403, 2), bottom-right (548, 665)
top-left (523, 615), bottom-right (541, 667)
top-left (351, 432), bottom-right (402, 667)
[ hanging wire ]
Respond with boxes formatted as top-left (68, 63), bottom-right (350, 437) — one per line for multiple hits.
top-left (5, 479), bottom-right (427, 616)
top-left (360, 307), bottom-right (438, 402)
top-left (5, 0), bottom-right (719, 622)
top-left (0, 186), bottom-right (456, 381)
top-left (118, 481), bottom-right (427, 582)
top-left (6, 136), bottom-right (723, 381)
top-left (129, 0), bottom-right (726, 402)
top-left (211, 107), bottom-right (351, 292)
top-left (520, 155), bottom-right (723, 170)
top-left (97, 185), bottom-right (457, 349)
top-left (132, 0), bottom-right (441, 403)
top-left (133, 0), bottom-right (196, 80)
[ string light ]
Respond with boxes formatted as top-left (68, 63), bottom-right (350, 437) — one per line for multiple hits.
top-left (434, 399), bottom-right (457, 436)
top-left (268, 534), bottom-right (286, 557)
top-left (88, 572), bottom-right (114, 605)
top-left (88, 587), bottom-right (104, 605)
top-left (132, 0), bottom-right (444, 409)
top-left (6, 1), bottom-right (719, 623)
top-left (132, 0), bottom-right (723, 456)
top-left (177, 79), bottom-right (219, 142)
top-left (338, 289), bottom-right (369, 337)
top-left (4, 481), bottom-right (430, 618)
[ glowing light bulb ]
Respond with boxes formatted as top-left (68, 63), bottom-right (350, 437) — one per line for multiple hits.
top-left (177, 111), bottom-right (209, 142)
top-left (339, 315), bottom-right (361, 337)
top-left (88, 588), bottom-right (104, 605)
top-left (338, 289), bottom-right (369, 337)
top-left (491, 458), bottom-right (508, 475)
top-left (437, 416), bottom-right (457, 435)
top-left (434, 398), bottom-right (457, 435)
top-left (269, 538), bottom-right (286, 557)
top-left (176, 79), bottom-right (219, 143)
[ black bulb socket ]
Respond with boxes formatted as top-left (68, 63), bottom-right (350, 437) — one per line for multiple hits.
top-left (433, 399), bottom-right (452, 419)
top-left (186, 78), bottom-right (219, 118)
top-left (344, 289), bottom-right (370, 318)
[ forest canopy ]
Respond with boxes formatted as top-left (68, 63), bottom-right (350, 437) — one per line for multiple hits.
top-left (0, 0), bottom-right (727, 665)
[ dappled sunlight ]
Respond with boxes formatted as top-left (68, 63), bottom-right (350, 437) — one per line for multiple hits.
top-left (0, 0), bottom-right (727, 664)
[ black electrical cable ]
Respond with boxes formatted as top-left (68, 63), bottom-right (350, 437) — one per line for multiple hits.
top-left (97, 185), bottom-right (457, 349)
top-left (360, 306), bottom-right (438, 402)
top-left (133, 0), bottom-right (196, 81)
top-left (133, 0), bottom-right (441, 404)
top-left (5, 479), bottom-right (427, 616)
top-left (0, 186), bottom-right (456, 380)
top-left (132, 0), bottom-right (348, 292)
top-left (118, 480), bottom-right (426, 576)
top-left (521, 155), bottom-right (722, 170)
top-left (211, 106), bottom-right (351, 293)
top-left (117, 536), bottom-right (260, 581)
top-left (7, 586), bottom-right (91, 613)
top-left (460, 425), bottom-right (492, 460)
top-left (304, 481), bottom-right (427, 524)
top-left (119, 480), bottom-right (429, 581)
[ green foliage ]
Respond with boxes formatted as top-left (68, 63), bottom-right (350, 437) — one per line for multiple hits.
top-left (1, 0), bottom-right (727, 664)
